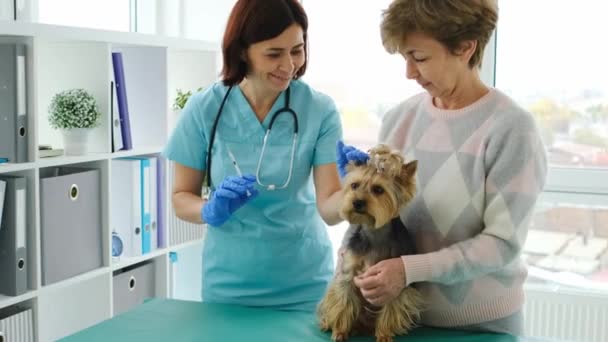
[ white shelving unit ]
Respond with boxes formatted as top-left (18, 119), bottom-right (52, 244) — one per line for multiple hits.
top-left (0, 21), bottom-right (218, 341)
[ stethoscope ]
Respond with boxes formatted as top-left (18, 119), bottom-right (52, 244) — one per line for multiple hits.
top-left (204, 85), bottom-right (299, 195)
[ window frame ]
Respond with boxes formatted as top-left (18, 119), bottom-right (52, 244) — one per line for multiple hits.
top-left (492, 22), bottom-right (608, 297)
top-left (490, 28), bottom-right (608, 196)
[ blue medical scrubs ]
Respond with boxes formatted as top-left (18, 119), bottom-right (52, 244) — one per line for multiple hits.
top-left (163, 79), bottom-right (342, 312)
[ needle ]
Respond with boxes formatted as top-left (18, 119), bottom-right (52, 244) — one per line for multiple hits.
top-left (226, 147), bottom-right (252, 197)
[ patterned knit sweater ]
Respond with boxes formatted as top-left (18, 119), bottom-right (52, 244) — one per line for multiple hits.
top-left (379, 88), bottom-right (547, 327)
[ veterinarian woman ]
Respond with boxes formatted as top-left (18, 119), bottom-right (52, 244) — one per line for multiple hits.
top-left (163, 0), bottom-right (343, 312)
top-left (338, 0), bottom-right (547, 335)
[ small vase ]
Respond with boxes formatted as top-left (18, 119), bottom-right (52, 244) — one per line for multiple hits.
top-left (61, 128), bottom-right (91, 156)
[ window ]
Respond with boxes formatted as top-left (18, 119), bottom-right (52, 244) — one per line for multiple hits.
top-left (303, 0), bottom-right (422, 151)
top-left (182, 0), bottom-right (236, 42)
top-left (496, 0), bottom-right (608, 294)
top-left (38, 0), bottom-right (130, 32)
top-left (302, 0), bottom-right (424, 256)
top-left (37, 0), bottom-right (235, 41)
top-left (497, 0), bottom-right (608, 170)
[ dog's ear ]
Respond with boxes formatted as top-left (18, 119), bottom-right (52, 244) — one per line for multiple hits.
top-left (403, 160), bottom-right (417, 176)
top-left (397, 160), bottom-right (417, 199)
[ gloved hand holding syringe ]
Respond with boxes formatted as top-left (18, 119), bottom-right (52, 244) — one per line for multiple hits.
top-left (227, 147), bottom-right (252, 197)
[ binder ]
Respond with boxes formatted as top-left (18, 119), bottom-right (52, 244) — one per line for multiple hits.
top-left (0, 43), bottom-right (28, 163)
top-left (111, 159), bottom-right (142, 257)
top-left (148, 157), bottom-right (158, 251)
top-left (139, 158), bottom-right (152, 254)
top-left (111, 52), bottom-right (133, 150)
top-left (39, 168), bottom-right (103, 285)
top-left (0, 176), bottom-right (27, 296)
top-left (0, 306), bottom-right (34, 342)
top-left (110, 81), bottom-right (124, 152)
top-left (157, 157), bottom-right (166, 249)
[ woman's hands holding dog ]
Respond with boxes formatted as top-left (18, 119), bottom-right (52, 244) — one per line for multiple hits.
top-left (353, 257), bottom-right (406, 306)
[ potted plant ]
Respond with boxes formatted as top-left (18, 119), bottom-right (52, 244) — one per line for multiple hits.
top-left (48, 89), bottom-right (102, 156)
top-left (172, 87), bottom-right (203, 114)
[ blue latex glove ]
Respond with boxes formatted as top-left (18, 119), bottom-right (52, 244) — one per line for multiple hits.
top-left (202, 174), bottom-right (259, 226)
top-left (336, 140), bottom-right (370, 178)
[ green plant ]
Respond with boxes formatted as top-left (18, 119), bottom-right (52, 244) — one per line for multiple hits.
top-left (48, 89), bottom-right (102, 129)
top-left (173, 87), bottom-right (203, 110)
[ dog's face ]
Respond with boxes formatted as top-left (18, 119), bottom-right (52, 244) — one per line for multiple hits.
top-left (340, 145), bottom-right (417, 229)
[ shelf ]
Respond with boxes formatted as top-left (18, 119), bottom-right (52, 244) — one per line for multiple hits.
top-left (3, 147), bottom-right (164, 170)
top-left (169, 238), bottom-right (204, 252)
top-left (111, 248), bottom-right (169, 271)
top-left (38, 267), bottom-right (111, 295)
top-left (111, 146), bottom-right (164, 158)
top-left (36, 153), bottom-right (109, 168)
top-left (0, 21), bottom-right (219, 52)
top-left (0, 161), bottom-right (36, 174)
top-left (1, 19), bottom-right (218, 341)
top-left (0, 291), bottom-right (37, 310)
top-left (110, 239), bottom-right (203, 272)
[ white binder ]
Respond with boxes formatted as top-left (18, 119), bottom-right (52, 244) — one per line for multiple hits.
top-left (132, 158), bottom-right (152, 255)
top-left (111, 159), bottom-right (142, 258)
top-left (148, 157), bottom-right (158, 251)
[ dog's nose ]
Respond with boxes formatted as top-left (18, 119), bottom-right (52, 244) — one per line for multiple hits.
top-left (353, 199), bottom-right (366, 212)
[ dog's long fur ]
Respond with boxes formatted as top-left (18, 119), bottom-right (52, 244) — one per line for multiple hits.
top-left (318, 145), bottom-right (423, 342)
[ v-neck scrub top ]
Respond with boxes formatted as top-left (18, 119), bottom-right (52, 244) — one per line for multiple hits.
top-left (163, 79), bottom-right (343, 312)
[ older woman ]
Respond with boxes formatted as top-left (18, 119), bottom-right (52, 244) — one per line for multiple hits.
top-left (337, 0), bottom-right (548, 335)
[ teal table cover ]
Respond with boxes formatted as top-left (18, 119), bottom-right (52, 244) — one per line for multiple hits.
top-left (61, 299), bottom-right (551, 342)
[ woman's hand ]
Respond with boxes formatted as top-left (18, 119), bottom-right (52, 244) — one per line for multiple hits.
top-left (353, 257), bottom-right (406, 306)
top-left (201, 174), bottom-right (259, 226)
top-left (336, 141), bottom-right (369, 178)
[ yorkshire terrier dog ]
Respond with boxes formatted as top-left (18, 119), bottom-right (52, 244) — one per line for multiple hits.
top-left (318, 144), bottom-right (423, 342)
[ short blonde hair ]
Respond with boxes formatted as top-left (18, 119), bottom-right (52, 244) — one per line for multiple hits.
top-left (380, 0), bottom-right (498, 68)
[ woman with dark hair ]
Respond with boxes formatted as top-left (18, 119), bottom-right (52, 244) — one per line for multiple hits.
top-left (163, 0), bottom-right (343, 312)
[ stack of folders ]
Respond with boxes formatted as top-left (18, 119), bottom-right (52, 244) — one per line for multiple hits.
top-left (0, 43), bottom-right (29, 164)
top-left (0, 306), bottom-right (34, 342)
top-left (110, 52), bottom-right (133, 152)
top-left (0, 176), bottom-right (28, 297)
top-left (111, 157), bottom-right (165, 259)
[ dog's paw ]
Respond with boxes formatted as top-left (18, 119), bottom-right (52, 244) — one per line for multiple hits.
top-left (319, 317), bottom-right (330, 331)
top-left (332, 331), bottom-right (348, 341)
top-left (376, 336), bottom-right (394, 342)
